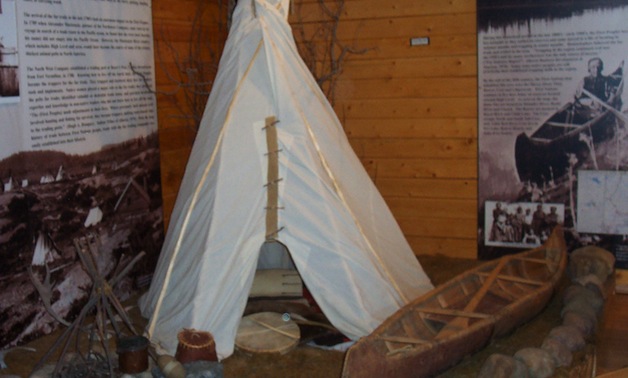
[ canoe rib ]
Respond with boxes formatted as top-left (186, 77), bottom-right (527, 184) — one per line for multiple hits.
top-left (475, 272), bottom-right (544, 286)
top-left (415, 308), bottom-right (490, 319)
top-left (342, 226), bottom-right (567, 378)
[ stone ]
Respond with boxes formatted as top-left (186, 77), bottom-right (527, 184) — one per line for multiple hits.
top-left (151, 359), bottom-right (223, 378)
top-left (561, 297), bottom-right (599, 327)
top-left (184, 360), bottom-right (224, 378)
top-left (121, 372), bottom-right (153, 378)
top-left (562, 284), bottom-right (605, 313)
top-left (541, 337), bottom-right (572, 367)
top-left (568, 246), bottom-right (615, 281)
top-left (562, 311), bottom-right (595, 337)
top-left (574, 274), bottom-right (606, 299)
top-left (546, 325), bottom-right (586, 352)
top-left (29, 364), bottom-right (56, 378)
top-left (155, 354), bottom-right (185, 378)
top-left (565, 293), bottom-right (604, 319)
top-left (478, 353), bottom-right (529, 378)
top-left (514, 347), bottom-right (556, 378)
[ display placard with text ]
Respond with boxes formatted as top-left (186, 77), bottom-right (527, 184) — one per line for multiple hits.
top-left (0, 0), bottom-right (163, 349)
top-left (478, 0), bottom-right (628, 262)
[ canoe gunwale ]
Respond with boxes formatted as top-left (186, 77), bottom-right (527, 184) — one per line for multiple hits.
top-left (530, 106), bottom-right (608, 142)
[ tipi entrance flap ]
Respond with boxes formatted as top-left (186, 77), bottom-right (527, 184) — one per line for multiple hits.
top-left (139, 0), bottom-right (433, 360)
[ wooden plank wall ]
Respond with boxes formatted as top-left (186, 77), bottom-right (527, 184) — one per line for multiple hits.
top-left (152, 0), bottom-right (479, 259)
top-left (152, 0), bottom-right (227, 229)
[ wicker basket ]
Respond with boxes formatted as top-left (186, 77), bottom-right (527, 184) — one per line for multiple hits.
top-left (175, 329), bottom-right (218, 363)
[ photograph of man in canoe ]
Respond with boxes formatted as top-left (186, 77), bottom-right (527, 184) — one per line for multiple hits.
top-left (574, 57), bottom-right (623, 119)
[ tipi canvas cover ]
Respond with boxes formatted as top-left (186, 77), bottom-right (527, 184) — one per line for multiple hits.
top-left (139, 0), bottom-right (433, 359)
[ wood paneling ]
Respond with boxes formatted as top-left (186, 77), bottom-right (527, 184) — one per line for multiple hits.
top-left (296, 34), bottom-right (477, 60)
top-left (152, 0), bottom-right (221, 21)
top-left (408, 236), bottom-right (477, 258)
top-left (152, 0), bottom-right (211, 227)
top-left (296, 13), bottom-right (475, 40)
top-left (317, 0), bottom-right (478, 258)
top-left (341, 56), bottom-right (477, 79)
top-left (597, 291), bottom-right (628, 374)
top-left (399, 217), bottom-right (477, 239)
top-left (293, 0), bottom-right (475, 23)
top-left (365, 157), bottom-right (477, 179)
top-left (377, 178), bottom-right (477, 199)
top-left (349, 137), bottom-right (476, 159)
top-left (388, 197), bottom-right (476, 220)
top-left (344, 118), bottom-right (477, 139)
top-left (153, 0), bottom-right (479, 259)
top-left (159, 147), bottom-right (192, 229)
top-left (158, 126), bottom-right (196, 151)
top-left (336, 77), bottom-right (477, 99)
top-left (343, 98), bottom-right (477, 119)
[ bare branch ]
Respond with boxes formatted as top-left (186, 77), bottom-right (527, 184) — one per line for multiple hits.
top-left (129, 0), bottom-right (231, 131)
top-left (292, 0), bottom-right (372, 104)
top-left (130, 0), bottom-right (364, 131)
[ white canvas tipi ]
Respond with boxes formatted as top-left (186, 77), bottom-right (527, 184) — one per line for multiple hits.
top-left (31, 232), bottom-right (61, 266)
top-left (139, 0), bottom-right (433, 359)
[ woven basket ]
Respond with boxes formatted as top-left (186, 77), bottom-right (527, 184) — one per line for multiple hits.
top-left (175, 329), bottom-right (218, 363)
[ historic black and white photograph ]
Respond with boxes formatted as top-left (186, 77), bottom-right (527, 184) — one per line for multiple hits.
top-left (484, 200), bottom-right (565, 248)
top-left (478, 0), bottom-right (628, 260)
top-left (0, 0), bottom-right (162, 351)
top-left (0, 0), bottom-right (20, 101)
top-left (0, 133), bottom-right (164, 350)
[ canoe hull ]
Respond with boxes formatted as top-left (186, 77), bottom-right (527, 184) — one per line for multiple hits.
top-left (343, 321), bottom-right (494, 378)
top-left (514, 110), bottom-right (616, 185)
top-left (342, 227), bottom-right (567, 378)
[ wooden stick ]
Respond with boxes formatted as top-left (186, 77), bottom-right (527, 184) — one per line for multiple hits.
top-left (474, 272), bottom-right (543, 286)
top-left (464, 257), bottom-right (510, 312)
top-left (414, 308), bottom-right (491, 319)
top-left (581, 87), bottom-right (628, 124)
top-left (381, 336), bottom-right (430, 345)
top-left (435, 257), bottom-right (510, 338)
top-left (250, 318), bottom-right (300, 340)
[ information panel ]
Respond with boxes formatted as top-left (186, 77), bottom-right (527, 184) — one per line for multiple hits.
top-left (0, 0), bottom-right (163, 350)
top-left (477, 0), bottom-right (628, 263)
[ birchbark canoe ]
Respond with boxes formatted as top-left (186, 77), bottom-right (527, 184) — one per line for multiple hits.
top-left (342, 226), bottom-right (567, 378)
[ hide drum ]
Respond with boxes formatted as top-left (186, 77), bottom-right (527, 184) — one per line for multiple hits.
top-left (235, 312), bottom-right (300, 354)
top-left (175, 329), bottom-right (218, 363)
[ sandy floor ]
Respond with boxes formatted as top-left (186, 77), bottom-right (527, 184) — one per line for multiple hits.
top-left (2, 255), bottom-right (597, 377)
